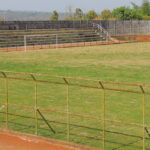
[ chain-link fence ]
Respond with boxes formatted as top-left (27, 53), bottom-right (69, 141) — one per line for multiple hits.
top-left (0, 20), bottom-right (150, 34)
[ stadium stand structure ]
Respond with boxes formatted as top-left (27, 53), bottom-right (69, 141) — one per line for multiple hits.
top-left (0, 25), bottom-right (108, 49)
top-left (0, 20), bottom-right (150, 50)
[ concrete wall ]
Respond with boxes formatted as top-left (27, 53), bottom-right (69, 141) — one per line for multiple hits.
top-left (0, 20), bottom-right (150, 35)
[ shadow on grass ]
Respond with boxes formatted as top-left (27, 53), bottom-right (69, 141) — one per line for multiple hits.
top-left (0, 112), bottom-right (148, 150)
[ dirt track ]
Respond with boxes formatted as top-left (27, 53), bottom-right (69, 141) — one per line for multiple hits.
top-left (0, 40), bottom-right (133, 53)
top-left (0, 129), bottom-right (99, 150)
top-left (0, 133), bottom-right (75, 150)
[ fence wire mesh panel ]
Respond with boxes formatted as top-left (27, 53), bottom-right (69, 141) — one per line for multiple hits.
top-left (0, 71), bottom-right (150, 150)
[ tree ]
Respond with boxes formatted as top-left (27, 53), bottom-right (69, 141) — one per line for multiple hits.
top-left (50, 10), bottom-right (59, 20)
top-left (86, 10), bottom-right (98, 20)
top-left (112, 6), bottom-right (143, 20)
top-left (74, 8), bottom-right (83, 19)
top-left (131, 2), bottom-right (140, 10)
top-left (101, 9), bottom-right (112, 20)
top-left (142, 0), bottom-right (150, 16)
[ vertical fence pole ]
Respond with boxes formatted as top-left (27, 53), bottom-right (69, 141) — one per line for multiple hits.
top-left (35, 81), bottom-right (38, 135)
top-left (142, 91), bottom-right (145, 150)
top-left (56, 34), bottom-right (58, 49)
top-left (31, 74), bottom-right (38, 136)
top-left (102, 89), bottom-right (105, 150)
top-left (5, 78), bottom-right (8, 128)
top-left (24, 35), bottom-right (27, 52)
top-left (99, 82), bottom-right (105, 150)
top-left (143, 93), bottom-right (145, 150)
top-left (66, 84), bottom-right (70, 142)
top-left (140, 86), bottom-right (145, 150)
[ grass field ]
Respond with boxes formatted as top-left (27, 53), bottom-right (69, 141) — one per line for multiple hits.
top-left (0, 42), bottom-right (150, 150)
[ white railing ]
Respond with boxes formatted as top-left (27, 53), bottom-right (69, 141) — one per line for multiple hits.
top-left (92, 23), bottom-right (110, 41)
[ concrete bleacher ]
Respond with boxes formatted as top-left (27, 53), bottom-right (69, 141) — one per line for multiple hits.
top-left (0, 27), bottom-right (107, 48)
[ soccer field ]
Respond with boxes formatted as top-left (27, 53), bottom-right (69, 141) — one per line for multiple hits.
top-left (0, 42), bottom-right (150, 149)
top-left (0, 42), bottom-right (150, 83)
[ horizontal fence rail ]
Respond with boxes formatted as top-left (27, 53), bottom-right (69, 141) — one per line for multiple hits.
top-left (0, 70), bottom-right (150, 150)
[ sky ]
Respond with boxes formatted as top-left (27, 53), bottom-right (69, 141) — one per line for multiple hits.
top-left (1, 0), bottom-right (142, 13)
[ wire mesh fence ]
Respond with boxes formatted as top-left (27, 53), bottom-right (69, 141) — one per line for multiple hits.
top-left (0, 70), bottom-right (150, 150)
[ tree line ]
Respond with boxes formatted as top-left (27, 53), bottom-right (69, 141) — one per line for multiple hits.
top-left (50, 0), bottom-right (150, 20)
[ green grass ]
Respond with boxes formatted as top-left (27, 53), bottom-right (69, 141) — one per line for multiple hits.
top-left (0, 42), bottom-right (150, 149)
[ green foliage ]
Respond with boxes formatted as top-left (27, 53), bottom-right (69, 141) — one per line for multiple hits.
top-left (50, 10), bottom-right (59, 20)
top-left (142, 0), bottom-right (150, 16)
top-left (143, 15), bottom-right (150, 19)
top-left (112, 6), bottom-right (143, 20)
top-left (74, 8), bottom-right (84, 20)
top-left (101, 9), bottom-right (112, 20)
top-left (86, 10), bottom-right (98, 20)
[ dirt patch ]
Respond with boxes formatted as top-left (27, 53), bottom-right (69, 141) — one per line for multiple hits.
top-left (0, 41), bottom-right (131, 53)
top-left (0, 133), bottom-right (74, 150)
top-left (136, 36), bottom-right (150, 42)
top-left (0, 129), bottom-right (99, 150)
top-left (111, 35), bottom-right (150, 42)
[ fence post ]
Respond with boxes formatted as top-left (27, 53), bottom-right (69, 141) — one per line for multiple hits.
top-left (35, 81), bottom-right (38, 135)
top-left (102, 89), bottom-right (105, 150)
top-left (67, 84), bottom-right (70, 142)
top-left (142, 93), bottom-right (145, 150)
top-left (64, 78), bottom-right (70, 142)
top-left (99, 82), bottom-right (105, 150)
top-left (5, 77), bottom-right (8, 128)
top-left (31, 74), bottom-right (38, 135)
top-left (115, 21), bottom-right (116, 35)
top-left (24, 35), bottom-right (27, 52)
top-left (56, 34), bottom-right (58, 49)
top-left (140, 86), bottom-right (145, 150)
top-left (1, 72), bottom-right (9, 128)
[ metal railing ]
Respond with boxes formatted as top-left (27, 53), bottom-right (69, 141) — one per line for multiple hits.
top-left (92, 23), bottom-right (110, 41)
top-left (0, 70), bottom-right (150, 149)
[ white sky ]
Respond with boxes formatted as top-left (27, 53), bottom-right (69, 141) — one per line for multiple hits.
top-left (1, 0), bottom-right (142, 13)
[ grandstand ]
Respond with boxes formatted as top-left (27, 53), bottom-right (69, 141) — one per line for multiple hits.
top-left (0, 20), bottom-right (150, 51)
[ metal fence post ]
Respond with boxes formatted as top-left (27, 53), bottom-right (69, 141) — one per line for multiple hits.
top-left (102, 89), bottom-right (105, 149)
top-left (56, 34), bottom-right (58, 49)
top-left (5, 77), bottom-right (8, 128)
top-left (1, 72), bottom-right (9, 128)
top-left (31, 74), bottom-right (38, 135)
top-left (35, 81), bottom-right (38, 135)
top-left (99, 82), bottom-right (105, 150)
top-left (67, 84), bottom-right (70, 142)
top-left (0, 72), bottom-right (8, 128)
top-left (140, 86), bottom-right (145, 150)
top-left (142, 93), bottom-right (145, 150)
top-left (24, 35), bottom-right (27, 52)
top-left (63, 77), bottom-right (70, 142)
